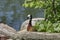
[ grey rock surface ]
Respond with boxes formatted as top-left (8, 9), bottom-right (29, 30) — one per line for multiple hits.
top-left (0, 23), bottom-right (17, 39)
top-left (17, 30), bottom-right (60, 40)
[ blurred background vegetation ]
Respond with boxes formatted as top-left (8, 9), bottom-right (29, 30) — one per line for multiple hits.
top-left (23, 0), bottom-right (60, 33)
top-left (0, 0), bottom-right (44, 31)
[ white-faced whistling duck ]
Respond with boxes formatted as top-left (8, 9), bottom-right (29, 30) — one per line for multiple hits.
top-left (27, 14), bottom-right (34, 32)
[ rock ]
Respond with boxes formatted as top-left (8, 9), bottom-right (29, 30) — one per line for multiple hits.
top-left (17, 29), bottom-right (28, 40)
top-left (17, 31), bottom-right (60, 40)
top-left (0, 23), bottom-right (17, 39)
top-left (17, 29), bottom-right (27, 38)
top-left (20, 18), bottom-right (44, 30)
top-left (7, 39), bottom-right (13, 40)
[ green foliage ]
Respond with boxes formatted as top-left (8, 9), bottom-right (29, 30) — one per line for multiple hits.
top-left (23, 0), bottom-right (60, 33)
top-left (23, 0), bottom-right (60, 23)
top-left (34, 20), bottom-right (60, 33)
top-left (23, 0), bottom-right (45, 8)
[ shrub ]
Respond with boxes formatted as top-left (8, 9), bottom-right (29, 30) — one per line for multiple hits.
top-left (33, 20), bottom-right (60, 33)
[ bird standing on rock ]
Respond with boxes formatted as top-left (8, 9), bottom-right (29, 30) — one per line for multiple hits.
top-left (27, 14), bottom-right (34, 31)
top-left (20, 14), bottom-right (44, 31)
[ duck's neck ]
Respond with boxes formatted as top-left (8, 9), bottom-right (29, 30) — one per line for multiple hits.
top-left (27, 18), bottom-right (32, 31)
top-left (28, 19), bottom-right (32, 26)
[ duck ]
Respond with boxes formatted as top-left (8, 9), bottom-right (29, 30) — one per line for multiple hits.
top-left (27, 14), bottom-right (33, 31)
top-left (20, 14), bottom-right (45, 31)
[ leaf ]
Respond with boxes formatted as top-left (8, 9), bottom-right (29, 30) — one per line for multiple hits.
top-left (29, 2), bottom-right (34, 7)
top-left (35, 6), bottom-right (39, 8)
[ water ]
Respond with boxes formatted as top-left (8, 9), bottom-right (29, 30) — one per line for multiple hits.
top-left (0, 0), bottom-right (44, 31)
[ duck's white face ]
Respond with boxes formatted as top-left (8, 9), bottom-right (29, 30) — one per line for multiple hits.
top-left (28, 14), bottom-right (30, 17)
top-left (27, 14), bottom-right (31, 19)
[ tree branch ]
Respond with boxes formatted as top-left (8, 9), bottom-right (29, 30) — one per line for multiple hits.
top-left (52, 0), bottom-right (56, 15)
